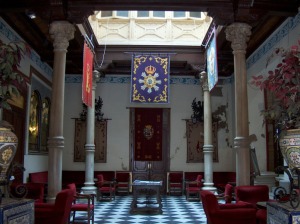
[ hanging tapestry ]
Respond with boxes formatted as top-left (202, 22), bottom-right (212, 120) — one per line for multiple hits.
top-left (74, 119), bottom-right (107, 163)
top-left (131, 54), bottom-right (170, 103)
top-left (134, 108), bottom-right (163, 161)
top-left (186, 120), bottom-right (218, 163)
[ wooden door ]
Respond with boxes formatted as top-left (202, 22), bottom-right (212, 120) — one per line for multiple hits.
top-left (130, 108), bottom-right (170, 194)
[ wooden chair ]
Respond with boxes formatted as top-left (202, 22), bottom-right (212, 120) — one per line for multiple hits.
top-left (66, 183), bottom-right (95, 224)
top-left (35, 189), bottom-right (74, 224)
top-left (185, 174), bottom-right (203, 201)
top-left (96, 174), bottom-right (116, 201)
top-left (168, 171), bottom-right (183, 196)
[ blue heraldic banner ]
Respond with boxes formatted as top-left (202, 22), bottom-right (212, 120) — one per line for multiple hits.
top-left (131, 54), bottom-right (170, 103)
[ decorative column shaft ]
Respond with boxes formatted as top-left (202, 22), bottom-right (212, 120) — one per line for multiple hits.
top-left (47, 21), bottom-right (75, 202)
top-left (81, 70), bottom-right (100, 194)
top-left (225, 23), bottom-right (252, 186)
top-left (200, 71), bottom-right (216, 191)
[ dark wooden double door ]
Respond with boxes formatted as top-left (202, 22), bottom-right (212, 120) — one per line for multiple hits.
top-left (129, 108), bottom-right (170, 194)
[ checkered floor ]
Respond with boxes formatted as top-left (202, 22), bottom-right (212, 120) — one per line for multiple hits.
top-left (74, 195), bottom-right (207, 223)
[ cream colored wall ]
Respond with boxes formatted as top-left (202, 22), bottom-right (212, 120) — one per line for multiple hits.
top-left (63, 76), bottom-right (236, 172)
top-left (247, 13), bottom-right (300, 171)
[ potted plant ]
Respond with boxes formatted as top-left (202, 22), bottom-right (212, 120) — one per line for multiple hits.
top-left (0, 39), bottom-right (28, 188)
top-left (250, 40), bottom-right (300, 172)
top-left (250, 40), bottom-right (300, 132)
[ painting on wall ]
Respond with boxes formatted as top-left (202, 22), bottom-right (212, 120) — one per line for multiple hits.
top-left (186, 120), bottom-right (218, 163)
top-left (74, 119), bottom-right (107, 162)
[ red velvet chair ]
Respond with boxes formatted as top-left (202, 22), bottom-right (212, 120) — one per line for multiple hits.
top-left (66, 183), bottom-right (95, 224)
top-left (185, 174), bottom-right (203, 201)
top-left (168, 171), bottom-right (183, 196)
top-left (235, 185), bottom-right (273, 224)
top-left (115, 171), bottom-right (131, 195)
top-left (35, 189), bottom-right (74, 224)
top-left (200, 190), bottom-right (257, 224)
top-left (96, 174), bottom-right (116, 201)
top-left (216, 183), bottom-right (234, 204)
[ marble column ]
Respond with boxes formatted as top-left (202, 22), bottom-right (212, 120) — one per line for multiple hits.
top-left (225, 23), bottom-right (252, 186)
top-left (200, 71), bottom-right (216, 191)
top-left (47, 21), bottom-right (75, 202)
top-left (81, 70), bottom-right (100, 194)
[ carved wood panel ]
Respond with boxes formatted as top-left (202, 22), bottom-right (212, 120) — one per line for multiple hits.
top-left (74, 119), bottom-right (107, 163)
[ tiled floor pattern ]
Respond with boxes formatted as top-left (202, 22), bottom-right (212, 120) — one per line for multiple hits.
top-left (74, 195), bottom-right (207, 223)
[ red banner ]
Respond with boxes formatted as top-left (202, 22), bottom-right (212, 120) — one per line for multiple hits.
top-left (82, 42), bottom-right (93, 108)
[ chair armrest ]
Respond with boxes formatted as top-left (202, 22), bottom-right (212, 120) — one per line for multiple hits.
top-left (74, 193), bottom-right (95, 204)
top-left (219, 203), bottom-right (254, 209)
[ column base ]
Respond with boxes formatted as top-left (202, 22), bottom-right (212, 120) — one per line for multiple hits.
top-left (81, 185), bottom-right (97, 195)
top-left (202, 183), bottom-right (217, 192)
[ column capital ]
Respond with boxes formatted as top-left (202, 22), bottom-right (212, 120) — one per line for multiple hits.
top-left (199, 71), bottom-right (209, 91)
top-left (225, 23), bottom-right (252, 52)
top-left (49, 21), bottom-right (75, 51)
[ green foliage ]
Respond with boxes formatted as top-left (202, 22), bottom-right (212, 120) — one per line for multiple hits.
top-left (0, 40), bottom-right (28, 109)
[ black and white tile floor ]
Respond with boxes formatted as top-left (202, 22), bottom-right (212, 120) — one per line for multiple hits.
top-left (75, 195), bottom-right (207, 223)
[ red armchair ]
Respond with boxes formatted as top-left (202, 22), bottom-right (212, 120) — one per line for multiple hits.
top-left (168, 171), bottom-right (183, 196)
top-left (235, 185), bottom-right (274, 224)
top-left (200, 190), bottom-right (257, 224)
top-left (216, 183), bottom-right (234, 204)
top-left (10, 182), bottom-right (45, 203)
top-left (115, 171), bottom-right (131, 195)
top-left (66, 183), bottom-right (95, 224)
top-left (185, 174), bottom-right (203, 201)
top-left (35, 189), bottom-right (74, 224)
top-left (96, 174), bottom-right (116, 201)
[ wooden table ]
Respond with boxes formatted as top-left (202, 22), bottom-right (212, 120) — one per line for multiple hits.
top-left (130, 180), bottom-right (163, 214)
top-left (0, 198), bottom-right (34, 223)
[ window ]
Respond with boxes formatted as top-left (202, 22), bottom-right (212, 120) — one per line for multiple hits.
top-left (137, 11), bottom-right (165, 18)
top-left (101, 11), bottom-right (113, 17)
top-left (190, 12), bottom-right (201, 18)
top-left (174, 11), bottom-right (186, 18)
top-left (28, 91), bottom-right (51, 154)
top-left (29, 91), bottom-right (40, 152)
top-left (41, 98), bottom-right (50, 152)
top-left (116, 11), bottom-right (129, 17)
top-left (137, 11), bottom-right (149, 17)
top-left (153, 11), bottom-right (165, 18)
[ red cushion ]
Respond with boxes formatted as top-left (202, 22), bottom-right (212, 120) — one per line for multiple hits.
top-left (256, 209), bottom-right (267, 223)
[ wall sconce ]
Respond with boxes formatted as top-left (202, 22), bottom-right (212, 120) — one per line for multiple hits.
top-left (26, 11), bottom-right (36, 19)
top-left (29, 125), bottom-right (37, 133)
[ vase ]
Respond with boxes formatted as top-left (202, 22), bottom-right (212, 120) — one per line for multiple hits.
top-left (0, 121), bottom-right (18, 186)
top-left (279, 129), bottom-right (300, 170)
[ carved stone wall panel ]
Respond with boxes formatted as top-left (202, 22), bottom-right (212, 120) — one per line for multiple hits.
top-left (74, 119), bottom-right (107, 163)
